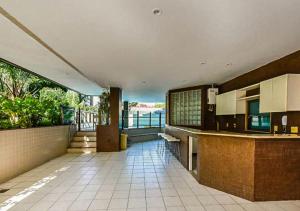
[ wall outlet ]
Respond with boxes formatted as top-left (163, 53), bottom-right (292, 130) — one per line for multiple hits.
top-left (233, 123), bottom-right (237, 128)
top-left (291, 126), bottom-right (298, 134)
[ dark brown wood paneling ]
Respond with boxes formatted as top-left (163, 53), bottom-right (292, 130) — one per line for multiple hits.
top-left (246, 88), bottom-right (260, 97)
top-left (166, 50), bottom-right (300, 133)
top-left (217, 50), bottom-right (300, 133)
top-left (271, 111), bottom-right (300, 133)
top-left (202, 87), bottom-right (217, 130)
top-left (217, 114), bottom-right (246, 133)
top-left (254, 140), bottom-right (300, 201)
top-left (216, 107), bottom-right (300, 134)
top-left (220, 50), bottom-right (300, 93)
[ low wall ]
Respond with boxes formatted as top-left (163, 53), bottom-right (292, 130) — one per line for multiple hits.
top-left (0, 125), bottom-right (70, 184)
top-left (124, 127), bottom-right (162, 143)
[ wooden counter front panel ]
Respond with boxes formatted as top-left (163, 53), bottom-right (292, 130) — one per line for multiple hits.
top-left (166, 126), bottom-right (300, 201)
top-left (254, 140), bottom-right (300, 201)
top-left (198, 135), bottom-right (255, 200)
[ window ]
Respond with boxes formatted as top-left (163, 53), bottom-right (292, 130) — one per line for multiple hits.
top-left (247, 99), bottom-right (270, 131)
top-left (170, 89), bottom-right (201, 126)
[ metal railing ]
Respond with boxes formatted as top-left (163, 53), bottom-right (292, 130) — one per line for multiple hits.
top-left (75, 110), bottom-right (165, 131)
top-left (122, 111), bottom-right (165, 129)
top-left (76, 110), bottom-right (98, 131)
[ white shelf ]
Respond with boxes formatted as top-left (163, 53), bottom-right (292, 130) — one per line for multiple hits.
top-left (238, 83), bottom-right (260, 91)
top-left (238, 94), bottom-right (260, 101)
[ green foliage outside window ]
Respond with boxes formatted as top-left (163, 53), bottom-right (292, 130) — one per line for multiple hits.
top-left (0, 60), bottom-right (85, 129)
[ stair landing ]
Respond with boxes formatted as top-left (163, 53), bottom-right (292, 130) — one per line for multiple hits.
top-left (67, 131), bottom-right (97, 153)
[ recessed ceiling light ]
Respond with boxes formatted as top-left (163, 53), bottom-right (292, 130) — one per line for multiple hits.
top-left (153, 8), bottom-right (162, 16)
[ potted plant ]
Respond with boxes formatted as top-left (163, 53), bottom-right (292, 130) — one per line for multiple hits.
top-left (98, 88), bottom-right (110, 125)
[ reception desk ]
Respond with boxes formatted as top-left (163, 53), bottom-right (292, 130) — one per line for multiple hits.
top-left (165, 125), bottom-right (300, 201)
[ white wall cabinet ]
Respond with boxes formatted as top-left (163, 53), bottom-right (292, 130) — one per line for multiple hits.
top-left (260, 74), bottom-right (300, 113)
top-left (287, 74), bottom-right (300, 110)
top-left (216, 90), bottom-right (246, 115)
top-left (260, 78), bottom-right (275, 113)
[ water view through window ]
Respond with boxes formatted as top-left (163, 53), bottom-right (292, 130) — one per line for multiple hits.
top-left (248, 99), bottom-right (271, 131)
top-left (127, 103), bottom-right (165, 128)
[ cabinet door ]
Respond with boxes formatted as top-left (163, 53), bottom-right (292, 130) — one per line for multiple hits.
top-left (260, 79), bottom-right (273, 113)
top-left (236, 91), bottom-right (246, 114)
top-left (223, 92), bottom-right (230, 114)
top-left (216, 95), bottom-right (223, 115)
top-left (287, 74), bottom-right (300, 111)
top-left (216, 91), bottom-right (239, 115)
top-left (220, 93), bottom-right (228, 115)
top-left (225, 91), bottom-right (237, 115)
top-left (272, 75), bottom-right (288, 112)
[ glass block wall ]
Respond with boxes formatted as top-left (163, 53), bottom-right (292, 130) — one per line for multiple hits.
top-left (170, 89), bottom-right (201, 126)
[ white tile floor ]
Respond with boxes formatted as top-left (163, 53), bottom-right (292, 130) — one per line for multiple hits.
top-left (0, 140), bottom-right (299, 211)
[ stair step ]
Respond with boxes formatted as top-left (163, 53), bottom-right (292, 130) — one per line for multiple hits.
top-left (70, 142), bottom-right (96, 148)
top-left (67, 147), bottom-right (96, 153)
top-left (76, 131), bottom-right (96, 137)
top-left (73, 136), bottom-right (96, 142)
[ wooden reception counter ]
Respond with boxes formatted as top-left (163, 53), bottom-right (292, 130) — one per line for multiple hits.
top-left (165, 125), bottom-right (300, 201)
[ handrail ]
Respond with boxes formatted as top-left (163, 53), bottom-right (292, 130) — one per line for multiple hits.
top-left (76, 110), bottom-right (98, 131)
top-left (76, 110), bottom-right (165, 130)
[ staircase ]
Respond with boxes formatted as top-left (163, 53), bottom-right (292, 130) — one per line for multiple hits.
top-left (67, 131), bottom-right (97, 153)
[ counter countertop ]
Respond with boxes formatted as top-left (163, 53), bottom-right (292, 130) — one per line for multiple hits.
top-left (167, 125), bottom-right (300, 139)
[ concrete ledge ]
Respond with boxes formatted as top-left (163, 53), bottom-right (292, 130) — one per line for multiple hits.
top-left (124, 127), bottom-right (162, 143)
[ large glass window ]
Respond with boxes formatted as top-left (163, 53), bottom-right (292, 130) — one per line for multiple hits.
top-left (124, 103), bottom-right (165, 128)
top-left (247, 99), bottom-right (270, 131)
top-left (170, 89), bottom-right (201, 126)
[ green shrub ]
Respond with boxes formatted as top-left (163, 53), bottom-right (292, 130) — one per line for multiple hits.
top-left (0, 60), bottom-right (98, 130)
top-left (0, 90), bottom-right (82, 129)
top-left (0, 96), bottom-right (43, 128)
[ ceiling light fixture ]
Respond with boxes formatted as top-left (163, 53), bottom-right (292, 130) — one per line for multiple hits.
top-left (153, 8), bottom-right (162, 15)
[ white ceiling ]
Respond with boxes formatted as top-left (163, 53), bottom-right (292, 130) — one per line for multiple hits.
top-left (0, 14), bottom-right (102, 95)
top-left (1, 0), bottom-right (300, 101)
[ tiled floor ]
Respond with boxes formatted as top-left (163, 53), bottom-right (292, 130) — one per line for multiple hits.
top-left (0, 140), bottom-right (299, 211)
